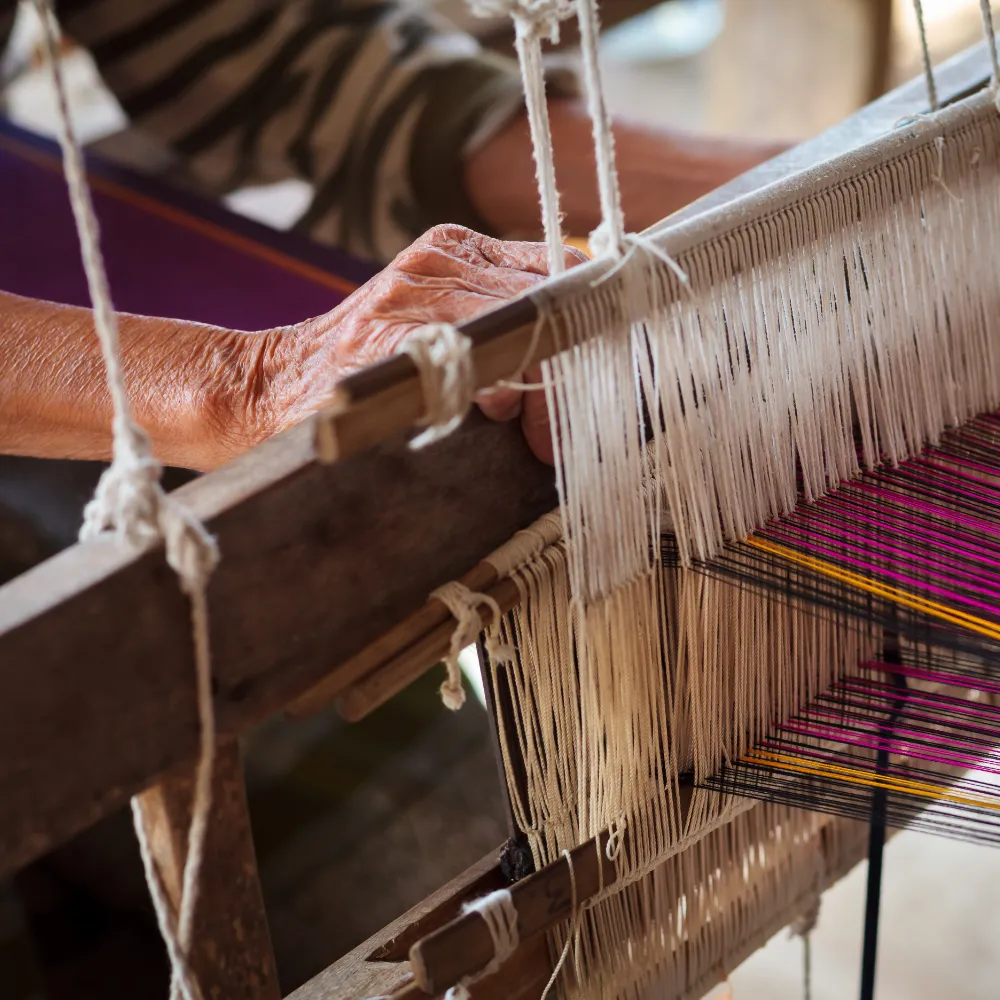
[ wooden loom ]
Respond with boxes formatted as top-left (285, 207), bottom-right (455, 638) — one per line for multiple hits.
top-left (2, 39), bottom-right (997, 1000)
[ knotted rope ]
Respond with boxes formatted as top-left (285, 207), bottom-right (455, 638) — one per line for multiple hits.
top-left (444, 888), bottom-right (520, 999)
top-left (35, 5), bottom-right (218, 998)
top-left (466, 1), bottom-right (577, 274)
top-left (431, 580), bottom-right (516, 710)
top-left (396, 324), bottom-right (475, 449)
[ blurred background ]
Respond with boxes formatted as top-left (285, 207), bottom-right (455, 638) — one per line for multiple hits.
top-left (1, 2), bottom-right (999, 999)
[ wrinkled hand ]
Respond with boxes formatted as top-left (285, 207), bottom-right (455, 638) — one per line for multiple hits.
top-left (252, 225), bottom-right (583, 464)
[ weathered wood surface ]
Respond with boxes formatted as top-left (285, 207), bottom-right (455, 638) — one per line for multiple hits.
top-left (0, 42), bottom-right (992, 881)
top-left (137, 737), bottom-right (280, 1000)
top-left (287, 812), bottom-right (875, 1000)
top-left (0, 414), bottom-right (555, 878)
top-left (284, 848), bottom-right (507, 1000)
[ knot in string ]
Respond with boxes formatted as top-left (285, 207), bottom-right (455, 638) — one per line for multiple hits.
top-left (444, 888), bottom-right (520, 999)
top-left (467, 0), bottom-right (576, 42)
top-left (396, 324), bottom-right (474, 449)
top-left (162, 501), bottom-right (220, 597)
top-left (80, 422), bottom-right (163, 546)
top-left (432, 581), bottom-right (517, 711)
top-left (605, 815), bottom-right (627, 861)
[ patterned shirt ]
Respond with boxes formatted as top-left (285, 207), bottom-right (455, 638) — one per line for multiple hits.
top-left (0, 0), bottom-right (560, 264)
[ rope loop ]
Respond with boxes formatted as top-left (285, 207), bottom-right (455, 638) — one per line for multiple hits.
top-left (396, 324), bottom-right (475, 449)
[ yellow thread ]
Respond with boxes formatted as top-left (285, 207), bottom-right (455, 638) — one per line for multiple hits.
top-left (745, 537), bottom-right (1000, 641)
top-left (744, 749), bottom-right (1000, 811)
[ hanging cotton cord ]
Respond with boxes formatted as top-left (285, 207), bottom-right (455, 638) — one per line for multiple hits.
top-left (34, 6), bottom-right (219, 1000)
top-left (539, 849), bottom-right (580, 1000)
top-left (978, 0), bottom-right (1000, 107)
top-left (789, 899), bottom-right (821, 1000)
top-left (911, 0), bottom-right (939, 111)
top-left (444, 888), bottom-right (520, 999)
top-left (575, 0), bottom-right (625, 255)
top-left (431, 580), bottom-right (516, 710)
top-left (468, 2), bottom-right (576, 274)
top-left (395, 324), bottom-right (475, 449)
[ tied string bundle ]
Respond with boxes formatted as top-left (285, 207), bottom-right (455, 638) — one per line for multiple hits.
top-left (35, 4), bottom-right (218, 998)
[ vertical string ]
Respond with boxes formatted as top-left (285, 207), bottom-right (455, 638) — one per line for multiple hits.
top-left (467, 2), bottom-right (574, 275)
top-left (911, 0), bottom-right (940, 110)
top-left (33, 6), bottom-right (219, 1000)
top-left (978, 0), bottom-right (1000, 99)
top-left (513, 15), bottom-right (566, 274)
top-left (575, 0), bottom-right (625, 254)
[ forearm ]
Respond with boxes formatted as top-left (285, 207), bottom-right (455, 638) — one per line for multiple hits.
top-left (0, 291), bottom-right (262, 470)
top-left (465, 100), bottom-right (789, 239)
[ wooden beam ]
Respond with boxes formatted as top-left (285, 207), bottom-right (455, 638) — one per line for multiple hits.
top-left (0, 414), bottom-right (555, 878)
top-left (137, 737), bottom-right (280, 1000)
top-left (0, 41), bottom-right (992, 882)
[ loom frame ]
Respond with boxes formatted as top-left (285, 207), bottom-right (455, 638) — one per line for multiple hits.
top-left (1, 40), bottom-right (995, 1000)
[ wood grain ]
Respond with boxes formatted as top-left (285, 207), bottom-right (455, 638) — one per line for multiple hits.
top-left (138, 737), bottom-right (280, 1000)
top-left (0, 414), bottom-right (556, 879)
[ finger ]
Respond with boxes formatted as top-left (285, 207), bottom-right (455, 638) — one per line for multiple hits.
top-left (521, 385), bottom-right (554, 465)
top-left (476, 385), bottom-right (523, 423)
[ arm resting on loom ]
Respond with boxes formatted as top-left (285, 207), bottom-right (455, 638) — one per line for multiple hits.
top-left (0, 227), bottom-right (570, 470)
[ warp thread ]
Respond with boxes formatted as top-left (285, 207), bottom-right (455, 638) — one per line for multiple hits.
top-left (911, 0), bottom-right (939, 111)
top-left (978, 0), bottom-right (1000, 110)
top-left (432, 580), bottom-right (517, 710)
top-left (444, 888), bottom-right (520, 1000)
top-left (396, 324), bottom-right (474, 449)
top-left (34, 6), bottom-right (218, 999)
top-left (789, 899), bottom-right (821, 1000)
top-left (539, 849), bottom-right (580, 1000)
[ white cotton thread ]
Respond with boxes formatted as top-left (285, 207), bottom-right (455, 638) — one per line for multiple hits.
top-left (468, 2), bottom-right (576, 275)
top-left (34, 7), bottom-right (219, 1000)
top-left (539, 849), bottom-right (579, 1000)
top-left (432, 580), bottom-right (516, 710)
top-left (576, 0), bottom-right (625, 254)
top-left (396, 324), bottom-right (474, 449)
top-left (483, 510), bottom-right (562, 578)
top-left (443, 888), bottom-right (519, 999)
top-left (978, 0), bottom-right (1000, 110)
top-left (605, 815), bottom-right (626, 861)
top-left (911, 0), bottom-right (939, 111)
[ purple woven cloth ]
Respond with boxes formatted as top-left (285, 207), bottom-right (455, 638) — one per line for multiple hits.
top-left (0, 120), bottom-right (377, 331)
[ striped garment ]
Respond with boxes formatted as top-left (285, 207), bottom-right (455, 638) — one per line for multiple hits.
top-left (0, 0), bottom-right (560, 264)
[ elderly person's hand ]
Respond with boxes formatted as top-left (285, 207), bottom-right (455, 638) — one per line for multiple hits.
top-left (255, 225), bottom-right (582, 465)
top-left (0, 226), bottom-right (581, 471)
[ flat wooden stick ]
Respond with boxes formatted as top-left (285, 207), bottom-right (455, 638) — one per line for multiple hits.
top-left (409, 779), bottom-right (695, 996)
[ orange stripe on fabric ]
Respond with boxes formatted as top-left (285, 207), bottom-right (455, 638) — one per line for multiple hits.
top-left (0, 133), bottom-right (359, 298)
